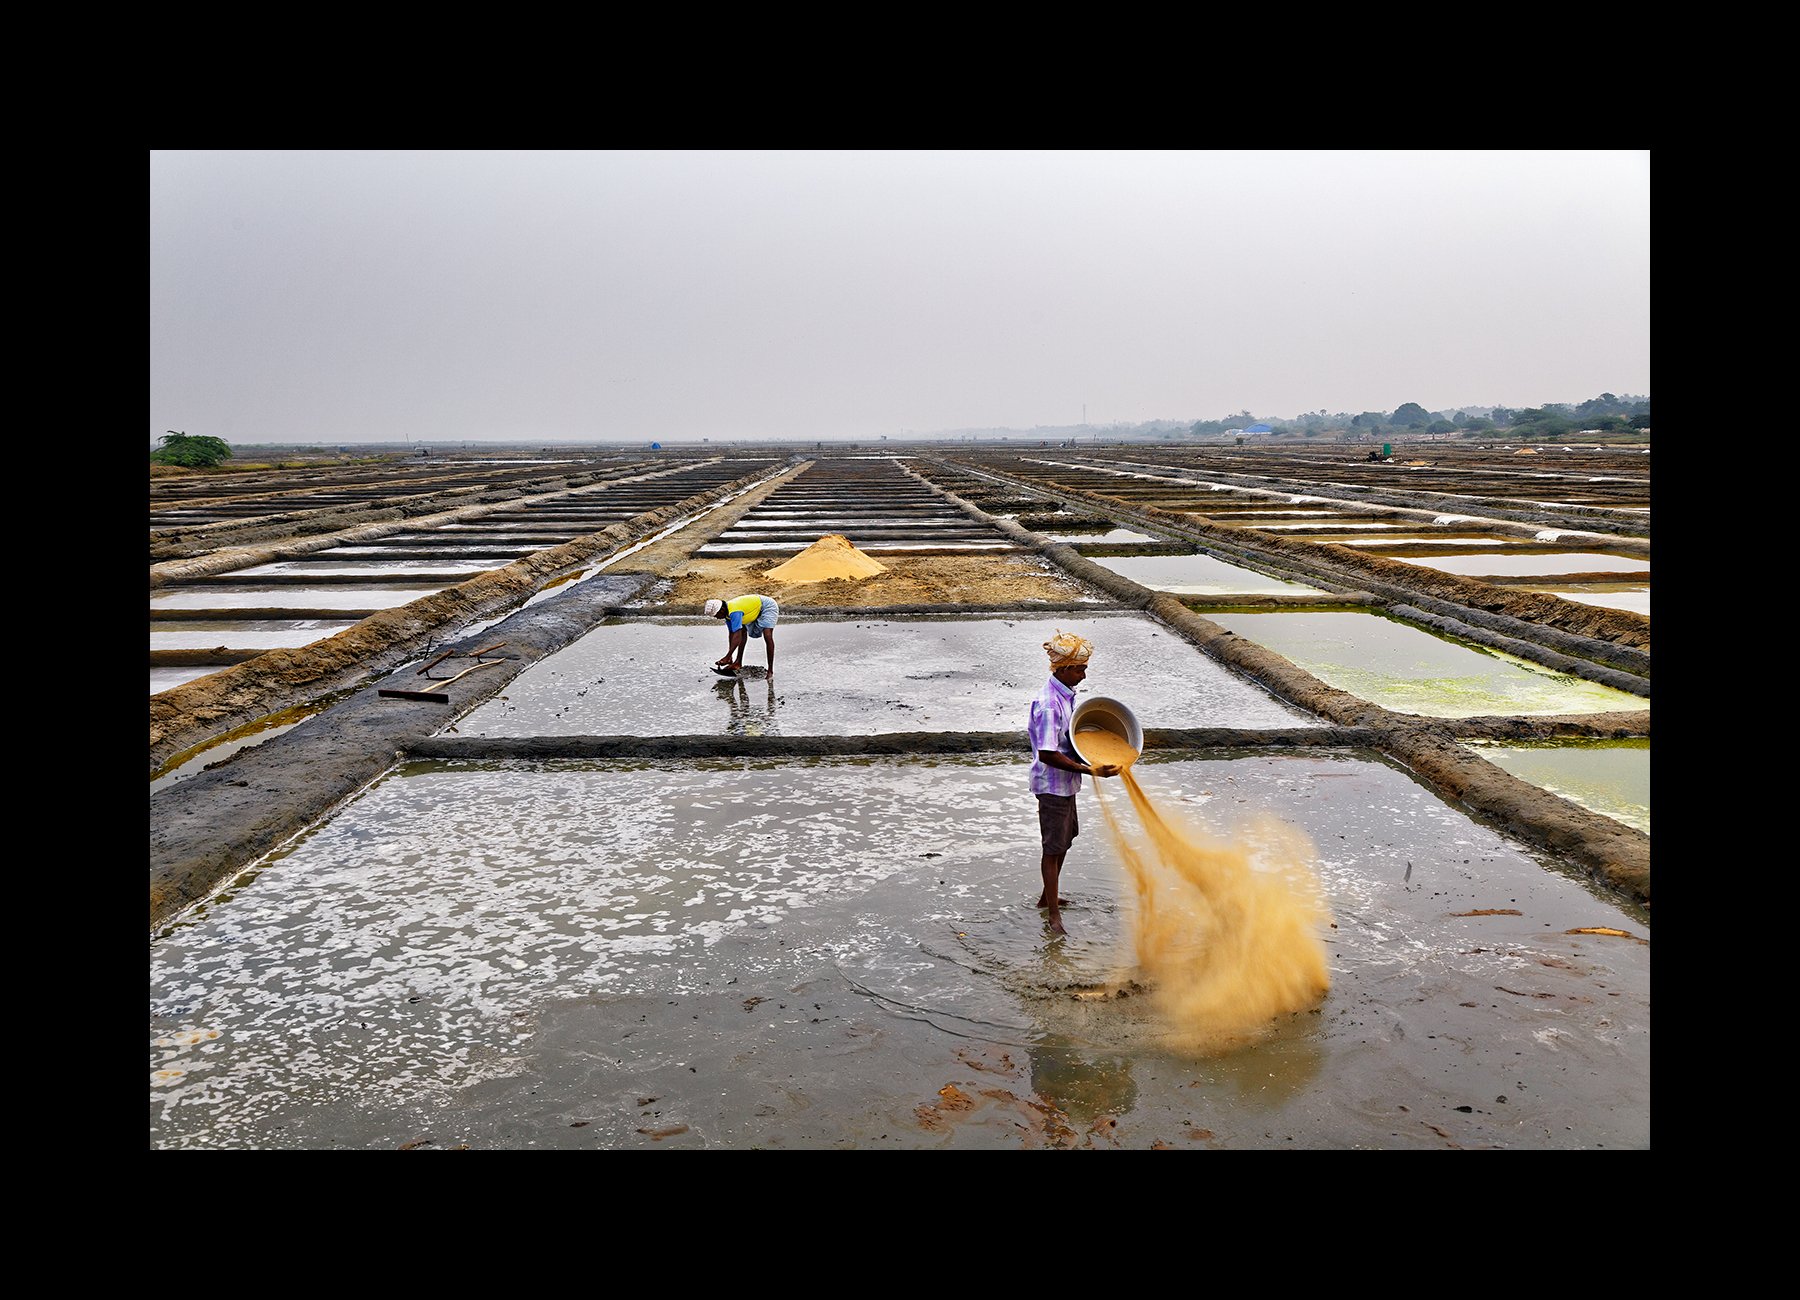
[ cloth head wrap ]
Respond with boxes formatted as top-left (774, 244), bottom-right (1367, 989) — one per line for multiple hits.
top-left (1044, 629), bottom-right (1094, 668)
top-left (704, 599), bottom-right (724, 616)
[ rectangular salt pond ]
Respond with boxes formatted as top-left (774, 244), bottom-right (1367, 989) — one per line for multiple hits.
top-left (458, 613), bottom-right (1316, 738)
top-left (1043, 529), bottom-right (1161, 544)
top-left (234, 558), bottom-right (516, 575)
top-left (1386, 552), bottom-right (1650, 577)
top-left (148, 751), bottom-right (1648, 1150)
top-left (151, 666), bottom-right (220, 695)
top-left (1204, 610), bottom-right (1647, 717)
top-left (1328, 536), bottom-right (1521, 547)
top-left (150, 619), bottom-right (360, 650)
top-left (729, 518), bottom-right (971, 530)
top-left (1463, 739), bottom-right (1649, 834)
top-left (1083, 553), bottom-right (1326, 597)
top-left (151, 588), bottom-right (433, 611)
top-left (1252, 522), bottom-right (1403, 531)
top-left (700, 541), bottom-right (1009, 553)
top-left (322, 545), bottom-right (540, 557)
top-left (1518, 585), bottom-right (1650, 616)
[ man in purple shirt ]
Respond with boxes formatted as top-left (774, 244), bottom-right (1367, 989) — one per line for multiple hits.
top-left (1028, 630), bottom-right (1120, 936)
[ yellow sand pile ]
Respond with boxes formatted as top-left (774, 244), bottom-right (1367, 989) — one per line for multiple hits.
top-left (765, 534), bottom-right (889, 583)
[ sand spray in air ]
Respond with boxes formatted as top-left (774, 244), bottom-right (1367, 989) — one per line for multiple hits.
top-left (1078, 728), bottom-right (1332, 1055)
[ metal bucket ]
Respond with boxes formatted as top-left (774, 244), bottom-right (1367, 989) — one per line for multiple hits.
top-left (1070, 695), bottom-right (1144, 766)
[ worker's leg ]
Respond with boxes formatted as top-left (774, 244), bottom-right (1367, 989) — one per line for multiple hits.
top-left (752, 599), bottom-right (778, 674)
top-left (1035, 794), bottom-right (1077, 933)
top-left (1039, 854), bottom-right (1067, 935)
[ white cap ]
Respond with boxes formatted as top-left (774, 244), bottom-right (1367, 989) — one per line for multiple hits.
top-left (704, 599), bottom-right (723, 616)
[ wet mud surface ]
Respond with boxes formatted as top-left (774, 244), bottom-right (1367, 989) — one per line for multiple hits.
top-left (150, 752), bottom-right (1648, 1150)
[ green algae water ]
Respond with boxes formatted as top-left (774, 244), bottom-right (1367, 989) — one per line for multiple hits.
top-left (1463, 739), bottom-right (1649, 834)
top-left (1205, 609), bottom-right (1647, 717)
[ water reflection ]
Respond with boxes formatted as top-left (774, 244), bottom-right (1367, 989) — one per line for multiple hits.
top-left (713, 670), bottom-right (781, 736)
top-left (1027, 1031), bottom-right (1139, 1130)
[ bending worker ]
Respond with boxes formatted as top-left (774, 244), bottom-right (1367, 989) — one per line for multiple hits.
top-left (705, 594), bottom-right (779, 676)
top-left (1027, 629), bottom-right (1119, 936)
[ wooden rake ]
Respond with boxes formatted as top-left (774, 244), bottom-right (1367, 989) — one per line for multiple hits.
top-left (379, 640), bottom-right (512, 704)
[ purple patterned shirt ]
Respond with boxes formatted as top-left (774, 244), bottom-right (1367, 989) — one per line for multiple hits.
top-left (1027, 674), bottom-right (1082, 796)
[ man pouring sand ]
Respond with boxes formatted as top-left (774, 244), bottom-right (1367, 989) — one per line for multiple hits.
top-left (1028, 629), bottom-right (1121, 935)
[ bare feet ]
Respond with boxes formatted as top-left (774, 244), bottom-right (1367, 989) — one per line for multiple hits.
top-left (1034, 895), bottom-right (1071, 907)
top-left (1047, 914), bottom-right (1067, 936)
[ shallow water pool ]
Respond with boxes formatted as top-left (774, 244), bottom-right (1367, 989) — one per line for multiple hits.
top-left (1205, 610), bottom-right (1647, 717)
top-left (151, 619), bottom-right (360, 651)
top-left (1387, 552), bottom-right (1650, 577)
top-left (1464, 739), bottom-right (1649, 834)
top-left (151, 588), bottom-right (431, 611)
top-left (1084, 553), bottom-right (1326, 597)
top-left (1517, 585), bottom-right (1650, 616)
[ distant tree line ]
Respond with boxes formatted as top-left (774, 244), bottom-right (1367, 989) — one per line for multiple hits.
top-left (1185, 392), bottom-right (1649, 441)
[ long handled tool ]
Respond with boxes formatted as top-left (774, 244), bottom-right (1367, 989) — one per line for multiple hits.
top-left (379, 641), bottom-right (512, 704)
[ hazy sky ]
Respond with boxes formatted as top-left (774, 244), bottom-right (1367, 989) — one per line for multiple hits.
top-left (150, 150), bottom-right (1649, 445)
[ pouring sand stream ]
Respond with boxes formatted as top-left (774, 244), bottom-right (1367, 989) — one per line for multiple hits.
top-left (1076, 726), bottom-right (1333, 1056)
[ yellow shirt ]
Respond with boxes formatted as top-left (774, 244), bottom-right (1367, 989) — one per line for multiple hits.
top-left (725, 596), bottom-right (763, 628)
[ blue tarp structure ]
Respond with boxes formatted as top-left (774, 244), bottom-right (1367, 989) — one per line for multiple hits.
top-left (1244, 423), bottom-right (1273, 433)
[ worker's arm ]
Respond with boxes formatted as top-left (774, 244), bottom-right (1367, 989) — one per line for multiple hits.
top-left (1038, 750), bottom-right (1120, 778)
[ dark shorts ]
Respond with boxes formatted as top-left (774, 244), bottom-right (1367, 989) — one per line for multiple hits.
top-left (1037, 793), bottom-right (1079, 856)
